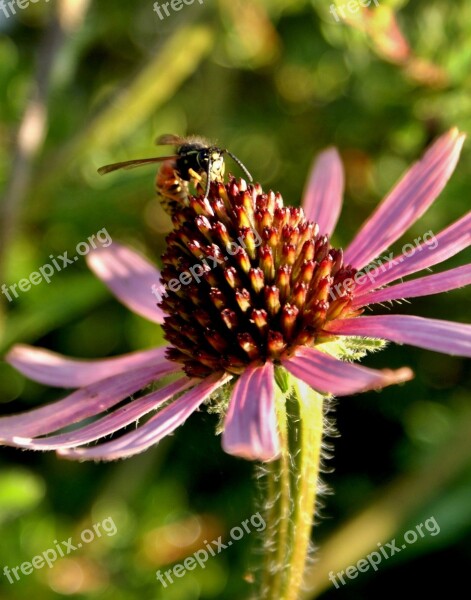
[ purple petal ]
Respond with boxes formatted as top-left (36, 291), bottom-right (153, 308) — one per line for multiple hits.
top-left (302, 148), bottom-right (344, 236)
top-left (58, 372), bottom-right (232, 461)
top-left (87, 242), bottom-right (165, 324)
top-left (282, 347), bottom-right (413, 396)
top-left (326, 315), bottom-right (471, 357)
top-left (0, 362), bottom-right (178, 440)
top-left (344, 129), bottom-right (465, 269)
top-left (6, 344), bottom-right (169, 388)
top-left (7, 378), bottom-right (194, 450)
top-left (222, 362), bottom-right (280, 462)
top-left (352, 263), bottom-right (471, 308)
top-left (353, 210), bottom-right (471, 295)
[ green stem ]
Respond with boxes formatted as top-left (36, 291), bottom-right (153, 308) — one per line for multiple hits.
top-left (257, 370), bottom-right (325, 600)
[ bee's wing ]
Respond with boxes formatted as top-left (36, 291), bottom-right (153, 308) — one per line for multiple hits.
top-left (97, 156), bottom-right (178, 175)
top-left (155, 133), bottom-right (188, 146)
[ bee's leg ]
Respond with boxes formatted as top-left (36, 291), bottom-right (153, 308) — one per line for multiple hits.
top-left (188, 168), bottom-right (202, 182)
top-left (188, 167), bottom-right (208, 197)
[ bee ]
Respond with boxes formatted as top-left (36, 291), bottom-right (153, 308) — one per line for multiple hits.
top-left (98, 134), bottom-right (253, 216)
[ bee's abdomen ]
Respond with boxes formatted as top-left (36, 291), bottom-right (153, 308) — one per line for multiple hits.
top-left (155, 159), bottom-right (189, 216)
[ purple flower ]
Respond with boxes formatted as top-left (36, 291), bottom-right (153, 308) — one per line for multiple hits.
top-left (2, 128), bottom-right (469, 462)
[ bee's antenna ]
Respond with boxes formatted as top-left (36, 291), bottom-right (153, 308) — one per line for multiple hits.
top-left (204, 154), bottom-right (212, 200)
top-left (225, 150), bottom-right (253, 182)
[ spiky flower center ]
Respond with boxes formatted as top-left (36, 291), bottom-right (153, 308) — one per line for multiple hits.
top-left (159, 178), bottom-right (359, 377)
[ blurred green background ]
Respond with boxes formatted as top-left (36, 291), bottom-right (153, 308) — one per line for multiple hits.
top-left (0, 0), bottom-right (471, 598)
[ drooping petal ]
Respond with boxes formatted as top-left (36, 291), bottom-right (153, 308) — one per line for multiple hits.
top-left (344, 129), bottom-right (465, 269)
top-left (6, 344), bottom-right (170, 388)
top-left (87, 242), bottom-right (165, 324)
top-left (352, 263), bottom-right (471, 308)
top-left (354, 210), bottom-right (471, 295)
top-left (222, 362), bottom-right (279, 462)
top-left (0, 363), bottom-right (176, 440)
top-left (7, 378), bottom-right (194, 450)
top-left (302, 148), bottom-right (344, 236)
top-left (58, 372), bottom-right (232, 461)
top-left (326, 315), bottom-right (471, 357)
top-left (282, 347), bottom-right (413, 396)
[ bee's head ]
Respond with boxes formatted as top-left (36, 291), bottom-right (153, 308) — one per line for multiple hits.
top-left (209, 149), bottom-right (225, 180)
top-left (175, 143), bottom-right (207, 180)
top-left (175, 140), bottom-right (251, 200)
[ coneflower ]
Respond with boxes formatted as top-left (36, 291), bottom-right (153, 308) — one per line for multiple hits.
top-left (2, 128), bottom-right (469, 600)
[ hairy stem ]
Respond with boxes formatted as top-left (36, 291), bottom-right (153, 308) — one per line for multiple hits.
top-left (257, 370), bottom-right (325, 600)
